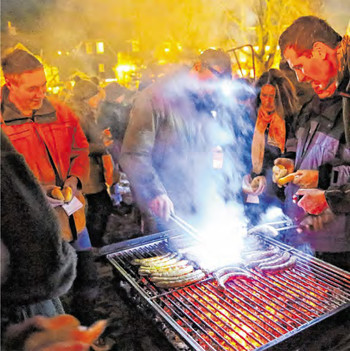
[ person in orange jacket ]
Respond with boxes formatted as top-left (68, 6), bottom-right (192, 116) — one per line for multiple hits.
top-left (1, 49), bottom-right (103, 344)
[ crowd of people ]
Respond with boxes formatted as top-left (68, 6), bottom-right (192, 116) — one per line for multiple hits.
top-left (1, 15), bottom-right (349, 350)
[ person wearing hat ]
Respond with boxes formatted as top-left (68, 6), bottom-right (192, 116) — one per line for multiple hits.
top-left (67, 79), bottom-right (116, 249)
top-left (97, 82), bottom-right (134, 163)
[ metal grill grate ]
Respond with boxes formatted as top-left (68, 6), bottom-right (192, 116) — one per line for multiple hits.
top-left (107, 232), bottom-right (350, 351)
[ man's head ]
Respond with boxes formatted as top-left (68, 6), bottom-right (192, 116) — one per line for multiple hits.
top-left (2, 49), bottom-right (46, 115)
top-left (192, 49), bottom-right (232, 81)
top-left (279, 16), bottom-right (342, 98)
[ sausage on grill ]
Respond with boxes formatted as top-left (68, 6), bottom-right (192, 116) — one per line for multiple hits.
top-left (218, 272), bottom-right (253, 290)
top-left (154, 270), bottom-right (206, 288)
top-left (260, 255), bottom-right (297, 273)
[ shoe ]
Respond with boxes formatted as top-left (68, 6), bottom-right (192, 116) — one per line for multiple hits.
top-left (91, 337), bottom-right (111, 351)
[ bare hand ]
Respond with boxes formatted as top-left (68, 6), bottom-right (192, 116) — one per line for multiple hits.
top-left (299, 209), bottom-right (335, 231)
top-left (296, 188), bottom-right (328, 215)
top-left (42, 185), bottom-right (64, 208)
top-left (293, 170), bottom-right (319, 188)
top-left (274, 158), bottom-right (294, 174)
top-left (272, 158), bottom-right (294, 185)
top-left (242, 175), bottom-right (266, 195)
top-left (149, 194), bottom-right (174, 221)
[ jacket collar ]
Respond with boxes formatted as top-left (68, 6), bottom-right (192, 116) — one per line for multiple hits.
top-left (1, 85), bottom-right (56, 125)
top-left (310, 93), bottom-right (343, 122)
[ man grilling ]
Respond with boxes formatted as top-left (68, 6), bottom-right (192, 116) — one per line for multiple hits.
top-left (120, 49), bottom-right (232, 233)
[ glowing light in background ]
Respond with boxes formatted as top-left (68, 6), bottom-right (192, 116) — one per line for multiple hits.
top-left (96, 41), bottom-right (104, 54)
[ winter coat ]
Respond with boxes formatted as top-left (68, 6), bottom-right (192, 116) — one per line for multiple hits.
top-left (1, 86), bottom-right (89, 188)
top-left (67, 98), bottom-right (110, 194)
top-left (120, 72), bottom-right (228, 221)
top-left (284, 94), bottom-right (350, 253)
top-left (1, 130), bottom-right (77, 307)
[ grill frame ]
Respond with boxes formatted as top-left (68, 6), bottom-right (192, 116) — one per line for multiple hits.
top-left (105, 230), bottom-right (350, 351)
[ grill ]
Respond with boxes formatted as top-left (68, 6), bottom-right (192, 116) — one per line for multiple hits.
top-left (105, 228), bottom-right (350, 351)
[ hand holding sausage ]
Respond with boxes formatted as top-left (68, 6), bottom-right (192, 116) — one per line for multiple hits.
top-left (292, 170), bottom-right (319, 188)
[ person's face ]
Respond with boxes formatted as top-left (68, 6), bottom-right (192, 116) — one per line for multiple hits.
top-left (284, 45), bottom-right (337, 98)
top-left (7, 68), bottom-right (47, 114)
top-left (88, 90), bottom-right (103, 109)
top-left (260, 84), bottom-right (276, 113)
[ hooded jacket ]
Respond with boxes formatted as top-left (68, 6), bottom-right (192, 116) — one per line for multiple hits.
top-left (1, 85), bottom-right (89, 187)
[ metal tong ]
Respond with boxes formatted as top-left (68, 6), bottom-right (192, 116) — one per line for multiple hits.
top-left (170, 214), bottom-right (202, 242)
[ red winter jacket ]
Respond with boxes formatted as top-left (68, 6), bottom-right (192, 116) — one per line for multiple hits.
top-left (1, 86), bottom-right (89, 187)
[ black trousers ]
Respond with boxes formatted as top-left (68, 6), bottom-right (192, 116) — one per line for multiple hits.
top-left (86, 189), bottom-right (113, 247)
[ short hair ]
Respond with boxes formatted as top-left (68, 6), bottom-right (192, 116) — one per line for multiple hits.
top-left (255, 68), bottom-right (298, 118)
top-left (199, 49), bottom-right (232, 78)
top-left (2, 48), bottom-right (43, 75)
top-left (279, 16), bottom-right (342, 57)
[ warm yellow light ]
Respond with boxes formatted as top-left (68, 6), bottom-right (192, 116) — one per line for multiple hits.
top-left (57, 51), bottom-right (62, 55)
top-left (53, 86), bottom-right (60, 94)
top-left (265, 45), bottom-right (271, 52)
top-left (98, 63), bottom-right (105, 72)
top-left (240, 56), bottom-right (247, 63)
top-left (177, 44), bottom-right (182, 51)
top-left (253, 46), bottom-right (259, 51)
top-left (116, 64), bottom-right (135, 73)
top-left (105, 78), bottom-right (118, 83)
top-left (241, 69), bottom-right (247, 76)
top-left (276, 45), bottom-right (280, 51)
top-left (96, 42), bottom-right (104, 54)
top-left (243, 47), bottom-right (250, 52)
top-left (164, 47), bottom-right (170, 53)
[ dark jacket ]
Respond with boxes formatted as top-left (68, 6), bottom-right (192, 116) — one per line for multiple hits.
top-left (284, 94), bottom-right (350, 252)
top-left (120, 72), bottom-right (228, 220)
top-left (67, 98), bottom-right (108, 194)
top-left (1, 131), bottom-right (77, 306)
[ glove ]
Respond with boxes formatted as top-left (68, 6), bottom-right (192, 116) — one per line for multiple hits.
top-left (293, 170), bottom-right (319, 188)
top-left (149, 194), bottom-right (174, 221)
top-left (295, 188), bottom-right (328, 215)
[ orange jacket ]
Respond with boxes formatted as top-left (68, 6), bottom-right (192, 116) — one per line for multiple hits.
top-left (1, 90), bottom-right (89, 187)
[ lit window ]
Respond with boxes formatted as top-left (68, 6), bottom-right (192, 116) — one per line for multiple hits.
top-left (86, 42), bottom-right (93, 54)
top-left (98, 63), bottom-right (105, 72)
top-left (96, 42), bottom-right (104, 54)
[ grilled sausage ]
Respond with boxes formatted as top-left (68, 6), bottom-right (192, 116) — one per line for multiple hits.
top-left (131, 253), bottom-right (176, 266)
top-left (213, 266), bottom-right (247, 279)
top-left (154, 270), bottom-right (206, 288)
top-left (245, 251), bottom-right (281, 269)
top-left (138, 260), bottom-right (189, 275)
top-left (258, 251), bottom-right (291, 270)
top-left (260, 255), bottom-right (297, 273)
top-left (218, 272), bottom-right (253, 290)
top-left (150, 265), bottom-right (194, 279)
top-left (243, 247), bottom-right (279, 262)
